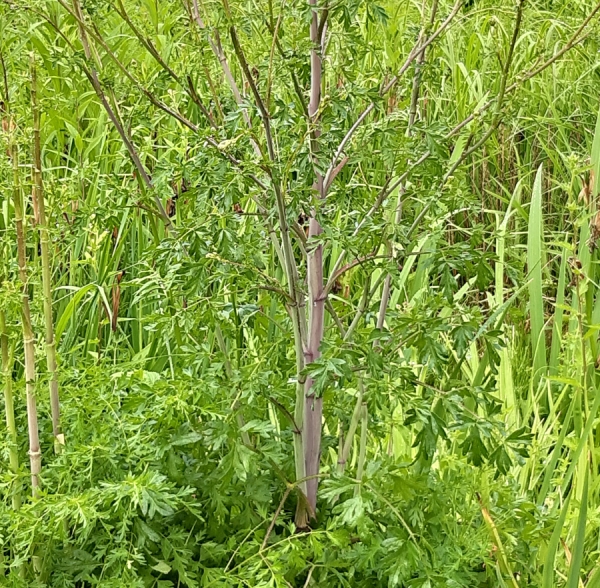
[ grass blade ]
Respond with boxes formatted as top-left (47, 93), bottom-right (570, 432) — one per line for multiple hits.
top-left (528, 164), bottom-right (547, 383)
top-left (566, 469), bottom-right (589, 588)
top-left (542, 491), bottom-right (572, 588)
top-left (549, 245), bottom-right (568, 375)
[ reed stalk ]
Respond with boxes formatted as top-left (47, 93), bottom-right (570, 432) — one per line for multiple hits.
top-left (30, 53), bottom-right (63, 452)
top-left (0, 308), bottom-right (20, 510)
top-left (11, 125), bottom-right (42, 497)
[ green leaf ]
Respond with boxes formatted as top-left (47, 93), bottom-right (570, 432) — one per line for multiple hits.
top-left (152, 561), bottom-right (172, 574)
top-left (55, 284), bottom-right (96, 342)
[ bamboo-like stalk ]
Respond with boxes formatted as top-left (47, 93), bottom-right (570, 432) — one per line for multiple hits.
top-left (30, 54), bottom-right (63, 452)
top-left (11, 126), bottom-right (42, 497)
top-left (0, 308), bottom-right (20, 510)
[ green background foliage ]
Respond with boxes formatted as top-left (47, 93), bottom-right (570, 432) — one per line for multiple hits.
top-left (1, 0), bottom-right (600, 585)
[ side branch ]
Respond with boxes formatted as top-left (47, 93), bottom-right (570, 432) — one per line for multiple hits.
top-left (353, 0), bottom-right (600, 233)
top-left (322, 0), bottom-right (464, 191)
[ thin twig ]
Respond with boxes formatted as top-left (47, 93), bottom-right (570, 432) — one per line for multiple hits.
top-left (110, 0), bottom-right (216, 125)
top-left (229, 26), bottom-right (277, 161)
top-left (261, 485), bottom-right (292, 551)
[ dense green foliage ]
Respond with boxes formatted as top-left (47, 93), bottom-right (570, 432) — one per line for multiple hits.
top-left (2, 0), bottom-right (600, 585)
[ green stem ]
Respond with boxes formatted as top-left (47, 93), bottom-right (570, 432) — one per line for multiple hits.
top-left (0, 309), bottom-right (20, 510)
top-left (337, 381), bottom-right (364, 475)
top-left (11, 125), bottom-right (42, 498)
top-left (31, 53), bottom-right (63, 452)
top-left (354, 403), bottom-right (368, 497)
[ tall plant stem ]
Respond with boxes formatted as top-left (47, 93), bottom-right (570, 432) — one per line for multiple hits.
top-left (298, 0), bottom-right (327, 526)
top-left (272, 186), bottom-right (308, 525)
top-left (272, 180), bottom-right (308, 527)
top-left (231, 32), bottom-right (309, 519)
top-left (11, 128), bottom-right (42, 497)
top-left (30, 54), bottom-right (63, 453)
top-left (0, 309), bottom-right (20, 510)
top-left (214, 0), bottom-right (311, 522)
